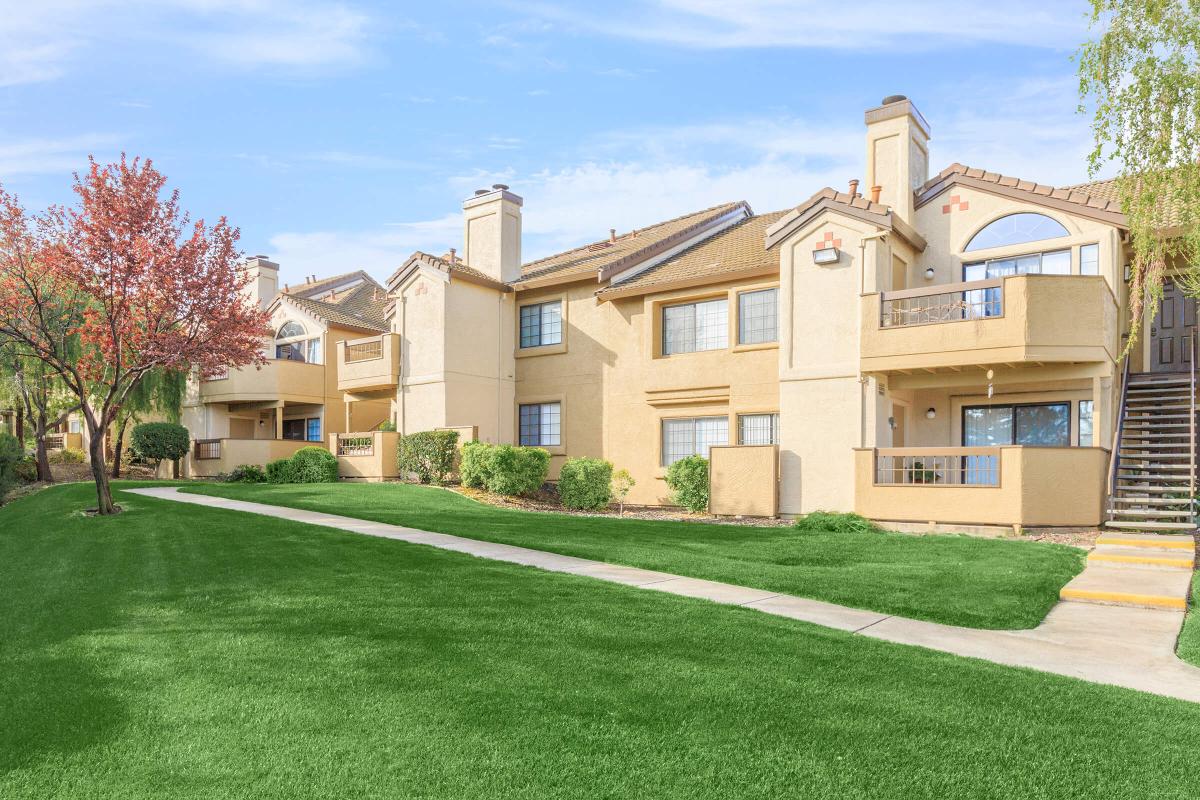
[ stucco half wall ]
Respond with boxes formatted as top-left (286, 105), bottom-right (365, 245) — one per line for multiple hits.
top-left (709, 445), bottom-right (779, 517)
top-left (853, 446), bottom-right (1108, 528)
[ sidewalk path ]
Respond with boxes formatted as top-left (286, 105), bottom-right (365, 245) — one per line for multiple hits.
top-left (128, 487), bottom-right (1200, 703)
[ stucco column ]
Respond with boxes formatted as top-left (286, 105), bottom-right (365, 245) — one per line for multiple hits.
top-left (345, 400), bottom-right (353, 433)
top-left (275, 404), bottom-right (284, 439)
top-left (1093, 375), bottom-right (1112, 448)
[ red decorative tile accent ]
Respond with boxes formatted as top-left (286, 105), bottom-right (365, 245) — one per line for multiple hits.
top-left (942, 194), bottom-right (970, 214)
top-left (813, 231), bottom-right (842, 249)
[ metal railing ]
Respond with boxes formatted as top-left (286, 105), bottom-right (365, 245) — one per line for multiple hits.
top-left (194, 439), bottom-right (222, 460)
top-left (880, 279), bottom-right (1004, 328)
top-left (336, 434), bottom-right (375, 457)
top-left (1106, 355), bottom-right (1131, 511)
top-left (345, 337), bottom-right (384, 363)
top-left (874, 447), bottom-right (1001, 486)
top-left (1191, 327), bottom-right (1197, 499)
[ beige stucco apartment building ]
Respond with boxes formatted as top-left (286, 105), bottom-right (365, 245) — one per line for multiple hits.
top-left (182, 96), bottom-right (1195, 531)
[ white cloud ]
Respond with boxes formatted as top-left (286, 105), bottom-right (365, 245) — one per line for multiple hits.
top-left (0, 0), bottom-right (378, 87)
top-left (0, 134), bottom-right (125, 179)
top-left (525, 0), bottom-right (1087, 50)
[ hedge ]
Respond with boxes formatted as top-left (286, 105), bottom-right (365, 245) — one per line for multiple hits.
top-left (130, 422), bottom-right (190, 463)
top-left (665, 455), bottom-right (709, 513)
top-left (265, 458), bottom-right (296, 484)
top-left (290, 446), bottom-right (339, 483)
top-left (226, 464), bottom-right (268, 484)
top-left (397, 429), bottom-right (459, 484)
top-left (48, 447), bottom-right (85, 465)
top-left (0, 433), bottom-right (21, 502)
top-left (459, 441), bottom-right (550, 496)
top-left (557, 457), bottom-right (613, 510)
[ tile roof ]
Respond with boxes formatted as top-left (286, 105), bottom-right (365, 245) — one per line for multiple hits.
top-left (514, 201), bottom-right (749, 288)
top-left (386, 250), bottom-right (511, 292)
top-left (280, 272), bottom-right (389, 332)
top-left (598, 210), bottom-right (788, 299)
top-left (1066, 172), bottom-right (1190, 230)
top-left (763, 186), bottom-right (925, 252)
top-left (916, 163), bottom-right (1126, 224)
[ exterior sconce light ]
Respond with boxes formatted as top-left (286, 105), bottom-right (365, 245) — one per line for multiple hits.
top-left (924, 267), bottom-right (935, 281)
top-left (925, 407), bottom-right (937, 420)
top-left (1123, 264), bottom-right (1132, 282)
top-left (813, 247), bottom-right (840, 265)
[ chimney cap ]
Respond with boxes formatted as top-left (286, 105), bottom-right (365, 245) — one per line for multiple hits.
top-left (474, 188), bottom-right (489, 196)
top-left (491, 183), bottom-right (509, 191)
top-left (252, 254), bottom-right (270, 260)
top-left (882, 94), bottom-right (907, 105)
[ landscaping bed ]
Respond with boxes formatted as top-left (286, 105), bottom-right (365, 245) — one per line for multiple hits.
top-left (184, 481), bottom-right (1086, 630)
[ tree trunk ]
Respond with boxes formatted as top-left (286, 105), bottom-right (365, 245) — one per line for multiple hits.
top-left (110, 416), bottom-right (128, 479)
top-left (33, 411), bottom-right (52, 483)
top-left (88, 429), bottom-right (117, 514)
top-left (15, 412), bottom-right (23, 446)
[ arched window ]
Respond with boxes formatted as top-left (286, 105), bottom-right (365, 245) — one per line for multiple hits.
top-left (964, 213), bottom-right (1069, 252)
top-left (275, 321), bottom-right (306, 340)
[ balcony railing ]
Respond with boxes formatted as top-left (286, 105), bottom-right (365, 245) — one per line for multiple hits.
top-left (345, 338), bottom-right (384, 363)
top-left (194, 439), bottom-right (222, 460)
top-left (336, 434), bottom-right (375, 457)
top-left (45, 433), bottom-right (65, 451)
top-left (873, 447), bottom-right (1000, 486)
top-left (880, 279), bottom-right (1002, 328)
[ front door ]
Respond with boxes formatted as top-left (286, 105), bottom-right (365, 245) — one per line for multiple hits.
top-left (1151, 280), bottom-right (1196, 372)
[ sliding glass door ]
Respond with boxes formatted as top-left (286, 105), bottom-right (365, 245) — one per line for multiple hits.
top-left (962, 402), bottom-right (1070, 484)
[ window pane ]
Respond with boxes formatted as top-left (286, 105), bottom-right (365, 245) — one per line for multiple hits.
top-left (661, 418), bottom-right (694, 465)
top-left (540, 302), bottom-right (562, 346)
top-left (694, 416), bottom-right (729, 456)
top-left (1041, 249), bottom-right (1071, 275)
top-left (986, 258), bottom-right (1017, 278)
top-left (963, 406), bottom-right (1013, 446)
top-left (519, 403), bottom-right (560, 446)
top-left (1080, 244), bottom-right (1099, 276)
top-left (306, 418), bottom-right (322, 442)
top-left (520, 304), bottom-right (542, 348)
top-left (965, 213), bottom-right (1069, 251)
top-left (662, 304), bottom-right (696, 355)
top-left (519, 404), bottom-right (540, 445)
top-left (1015, 255), bottom-right (1041, 275)
top-left (1015, 404), bottom-right (1070, 447)
top-left (306, 338), bottom-right (321, 364)
top-left (540, 402), bottom-right (560, 446)
top-left (276, 321), bottom-right (305, 340)
top-left (964, 263), bottom-right (987, 281)
top-left (276, 341), bottom-right (305, 361)
top-left (739, 413), bottom-right (779, 445)
top-left (1078, 400), bottom-right (1094, 447)
top-left (738, 289), bottom-right (778, 345)
top-left (694, 299), bottom-right (728, 351)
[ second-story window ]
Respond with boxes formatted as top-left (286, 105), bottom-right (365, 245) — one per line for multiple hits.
top-left (275, 321), bottom-right (322, 364)
top-left (520, 301), bottom-right (562, 348)
top-left (1080, 244), bottom-right (1099, 276)
top-left (662, 298), bottom-right (727, 355)
top-left (738, 288), bottom-right (778, 345)
top-left (963, 248), bottom-right (1070, 281)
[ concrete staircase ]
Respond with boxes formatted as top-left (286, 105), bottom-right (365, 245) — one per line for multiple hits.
top-left (1106, 371), bottom-right (1198, 532)
top-left (1060, 532), bottom-right (1194, 610)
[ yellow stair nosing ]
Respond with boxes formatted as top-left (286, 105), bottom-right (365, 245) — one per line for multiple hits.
top-left (1059, 588), bottom-right (1187, 610)
top-left (1095, 535), bottom-right (1195, 550)
top-left (1088, 552), bottom-right (1194, 567)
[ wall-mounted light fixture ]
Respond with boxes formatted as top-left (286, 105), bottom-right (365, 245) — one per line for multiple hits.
top-left (1123, 264), bottom-right (1132, 282)
top-left (924, 267), bottom-right (935, 281)
top-left (813, 247), bottom-right (840, 265)
top-left (925, 407), bottom-right (937, 420)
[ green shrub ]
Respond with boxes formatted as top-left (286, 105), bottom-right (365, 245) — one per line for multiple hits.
top-left (557, 457), bottom-right (613, 510)
top-left (378, 420), bottom-right (397, 432)
top-left (265, 458), bottom-right (295, 484)
top-left (290, 446), bottom-right (339, 483)
top-left (14, 456), bottom-right (38, 484)
top-left (48, 447), bottom-right (85, 465)
top-left (130, 422), bottom-right (190, 463)
top-left (794, 511), bottom-right (881, 534)
top-left (486, 445), bottom-right (550, 496)
top-left (0, 433), bottom-right (21, 502)
top-left (665, 455), bottom-right (709, 513)
top-left (459, 440), bottom-right (495, 489)
top-left (397, 429), bottom-right (460, 484)
top-left (227, 464), bottom-right (267, 483)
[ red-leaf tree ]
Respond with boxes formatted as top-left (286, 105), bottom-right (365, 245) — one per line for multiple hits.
top-left (0, 155), bottom-right (269, 513)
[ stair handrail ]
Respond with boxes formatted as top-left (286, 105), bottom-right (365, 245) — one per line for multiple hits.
top-left (1106, 354), bottom-right (1131, 511)
top-left (1191, 327), bottom-right (1197, 500)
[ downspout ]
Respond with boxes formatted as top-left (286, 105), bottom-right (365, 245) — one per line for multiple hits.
top-left (857, 230), bottom-right (890, 448)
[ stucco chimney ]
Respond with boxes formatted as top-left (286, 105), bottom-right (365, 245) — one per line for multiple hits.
top-left (243, 256), bottom-right (279, 311)
top-left (462, 184), bottom-right (523, 284)
top-left (864, 95), bottom-right (930, 222)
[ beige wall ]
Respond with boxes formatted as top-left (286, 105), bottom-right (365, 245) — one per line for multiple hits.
top-left (331, 431), bottom-right (401, 480)
top-left (185, 438), bottom-right (312, 478)
top-left (709, 445), bottom-right (778, 517)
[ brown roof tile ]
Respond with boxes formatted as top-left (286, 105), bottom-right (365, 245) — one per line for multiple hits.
top-left (513, 201), bottom-right (748, 288)
top-left (281, 273), bottom-right (389, 332)
top-left (916, 163), bottom-right (1126, 224)
top-left (1065, 172), bottom-right (1190, 230)
top-left (597, 210), bottom-right (788, 300)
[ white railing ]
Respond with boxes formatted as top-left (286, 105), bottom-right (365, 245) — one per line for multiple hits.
top-left (880, 279), bottom-right (1003, 328)
top-left (336, 434), bottom-right (375, 457)
top-left (874, 447), bottom-right (1001, 486)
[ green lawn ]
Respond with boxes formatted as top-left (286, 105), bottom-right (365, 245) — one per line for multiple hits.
top-left (1180, 571), bottom-right (1200, 667)
top-left (1, 482), bottom-right (1198, 799)
top-left (183, 481), bottom-right (1083, 629)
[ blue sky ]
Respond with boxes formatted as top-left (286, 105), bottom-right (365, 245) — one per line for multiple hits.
top-left (2, 0), bottom-right (1105, 287)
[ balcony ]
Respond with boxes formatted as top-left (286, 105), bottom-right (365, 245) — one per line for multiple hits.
top-left (187, 438), bottom-right (313, 478)
top-left (860, 275), bottom-right (1118, 374)
top-left (853, 446), bottom-right (1108, 527)
top-left (337, 334), bottom-right (400, 393)
top-left (199, 359), bottom-right (325, 405)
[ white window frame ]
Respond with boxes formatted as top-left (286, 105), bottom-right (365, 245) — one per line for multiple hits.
top-left (738, 413), bottom-right (780, 445)
top-left (519, 402), bottom-right (561, 447)
top-left (737, 288), bottom-right (778, 345)
top-left (519, 301), bottom-right (563, 349)
top-left (661, 416), bottom-right (729, 466)
top-left (662, 298), bottom-right (728, 355)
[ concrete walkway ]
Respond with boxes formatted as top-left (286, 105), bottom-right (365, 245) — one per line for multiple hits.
top-left (128, 487), bottom-right (1200, 703)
